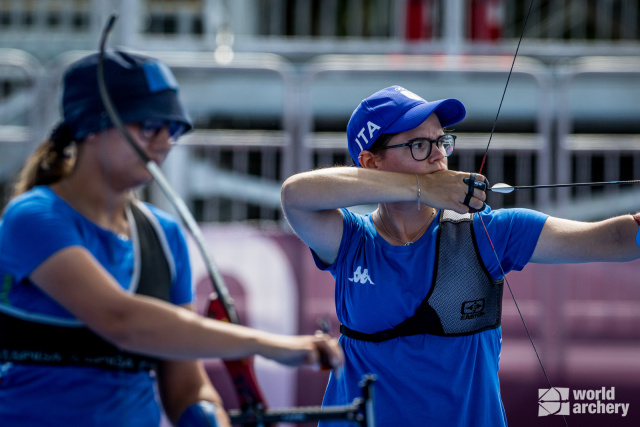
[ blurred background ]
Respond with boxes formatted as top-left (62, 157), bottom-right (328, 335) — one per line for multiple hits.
top-left (1, 0), bottom-right (639, 425)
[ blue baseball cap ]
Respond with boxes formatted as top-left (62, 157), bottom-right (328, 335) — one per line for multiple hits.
top-left (346, 85), bottom-right (466, 166)
top-left (61, 49), bottom-right (193, 141)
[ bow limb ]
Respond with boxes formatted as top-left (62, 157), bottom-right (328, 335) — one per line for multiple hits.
top-left (473, 2), bottom-right (569, 426)
top-left (97, 13), bottom-right (269, 415)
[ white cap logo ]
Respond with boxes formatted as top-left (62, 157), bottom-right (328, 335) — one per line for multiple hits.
top-left (400, 89), bottom-right (424, 102)
top-left (353, 121), bottom-right (381, 151)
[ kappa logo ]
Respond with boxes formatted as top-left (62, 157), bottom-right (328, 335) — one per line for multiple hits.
top-left (348, 266), bottom-right (374, 285)
top-left (460, 298), bottom-right (485, 320)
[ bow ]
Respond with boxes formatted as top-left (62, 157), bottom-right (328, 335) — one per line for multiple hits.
top-left (473, 1), bottom-right (569, 426)
top-left (97, 14), bottom-right (380, 427)
top-left (96, 12), bottom-right (269, 419)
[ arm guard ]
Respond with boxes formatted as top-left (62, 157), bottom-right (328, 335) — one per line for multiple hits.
top-left (177, 401), bottom-right (222, 427)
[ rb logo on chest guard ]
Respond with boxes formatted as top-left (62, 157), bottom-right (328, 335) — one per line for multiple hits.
top-left (460, 299), bottom-right (485, 320)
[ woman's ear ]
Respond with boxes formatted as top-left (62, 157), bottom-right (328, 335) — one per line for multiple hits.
top-left (359, 150), bottom-right (380, 169)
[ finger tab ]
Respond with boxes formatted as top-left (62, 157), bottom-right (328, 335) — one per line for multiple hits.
top-left (463, 176), bottom-right (488, 192)
top-left (468, 202), bottom-right (487, 213)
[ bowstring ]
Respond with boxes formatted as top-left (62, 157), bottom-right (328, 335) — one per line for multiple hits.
top-left (478, 0), bottom-right (533, 176)
top-left (473, 1), bottom-right (569, 426)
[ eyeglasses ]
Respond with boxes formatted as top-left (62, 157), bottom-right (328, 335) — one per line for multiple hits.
top-left (378, 134), bottom-right (456, 161)
top-left (138, 120), bottom-right (187, 142)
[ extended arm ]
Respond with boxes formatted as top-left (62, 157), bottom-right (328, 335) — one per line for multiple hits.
top-left (29, 247), bottom-right (342, 373)
top-left (530, 214), bottom-right (640, 264)
top-left (281, 166), bottom-right (486, 264)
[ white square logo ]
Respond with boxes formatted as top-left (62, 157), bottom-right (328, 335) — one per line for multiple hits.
top-left (538, 387), bottom-right (570, 416)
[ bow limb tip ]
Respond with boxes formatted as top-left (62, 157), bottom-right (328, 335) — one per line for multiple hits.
top-left (490, 183), bottom-right (515, 193)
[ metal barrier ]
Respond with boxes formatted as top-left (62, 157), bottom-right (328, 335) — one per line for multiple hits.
top-left (0, 48), bottom-right (43, 189)
top-left (508, 0), bottom-right (640, 41)
top-left (0, 0), bottom-right (132, 59)
top-left (2, 0), bottom-right (640, 62)
top-left (135, 0), bottom-right (415, 53)
top-left (297, 54), bottom-right (554, 210)
top-left (4, 49), bottom-right (640, 222)
top-left (133, 0), bottom-right (640, 58)
top-left (554, 56), bottom-right (640, 220)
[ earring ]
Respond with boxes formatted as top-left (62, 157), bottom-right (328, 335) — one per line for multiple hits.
top-left (62, 144), bottom-right (76, 159)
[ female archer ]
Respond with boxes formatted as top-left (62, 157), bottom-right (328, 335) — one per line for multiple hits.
top-left (0, 50), bottom-right (342, 427)
top-left (281, 85), bottom-right (640, 426)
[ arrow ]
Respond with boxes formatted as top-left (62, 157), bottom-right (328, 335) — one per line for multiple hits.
top-left (490, 180), bottom-right (640, 194)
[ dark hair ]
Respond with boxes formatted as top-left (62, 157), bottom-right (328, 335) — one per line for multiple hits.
top-left (12, 122), bottom-right (77, 197)
top-left (368, 133), bottom-right (397, 154)
top-left (352, 132), bottom-right (397, 165)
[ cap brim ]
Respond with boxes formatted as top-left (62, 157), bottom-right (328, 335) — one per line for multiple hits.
top-left (119, 90), bottom-right (193, 133)
top-left (385, 98), bottom-right (466, 134)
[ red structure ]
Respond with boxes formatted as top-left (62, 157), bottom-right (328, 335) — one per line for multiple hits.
top-left (405, 0), bottom-right (433, 40)
top-left (470, 0), bottom-right (504, 41)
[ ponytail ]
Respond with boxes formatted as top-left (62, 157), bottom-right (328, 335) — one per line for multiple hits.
top-left (12, 122), bottom-right (76, 197)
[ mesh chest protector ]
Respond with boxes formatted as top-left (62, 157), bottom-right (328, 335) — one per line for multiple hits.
top-left (0, 201), bottom-right (172, 371)
top-left (340, 210), bottom-right (504, 342)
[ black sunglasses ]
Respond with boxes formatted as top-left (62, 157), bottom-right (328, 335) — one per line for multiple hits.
top-left (138, 120), bottom-right (187, 142)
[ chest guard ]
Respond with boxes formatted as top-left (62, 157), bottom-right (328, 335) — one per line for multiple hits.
top-left (340, 210), bottom-right (504, 342)
top-left (0, 201), bottom-right (172, 371)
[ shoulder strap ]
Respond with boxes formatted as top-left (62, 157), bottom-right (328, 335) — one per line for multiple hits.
top-left (129, 201), bottom-right (172, 302)
top-left (0, 201), bottom-right (174, 371)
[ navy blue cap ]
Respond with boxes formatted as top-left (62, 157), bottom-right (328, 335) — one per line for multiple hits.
top-left (346, 86), bottom-right (466, 166)
top-left (61, 49), bottom-right (193, 141)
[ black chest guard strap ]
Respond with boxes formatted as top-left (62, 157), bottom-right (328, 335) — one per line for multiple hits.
top-left (0, 201), bottom-right (172, 372)
top-left (340, 210), bottom-right (504, 342)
